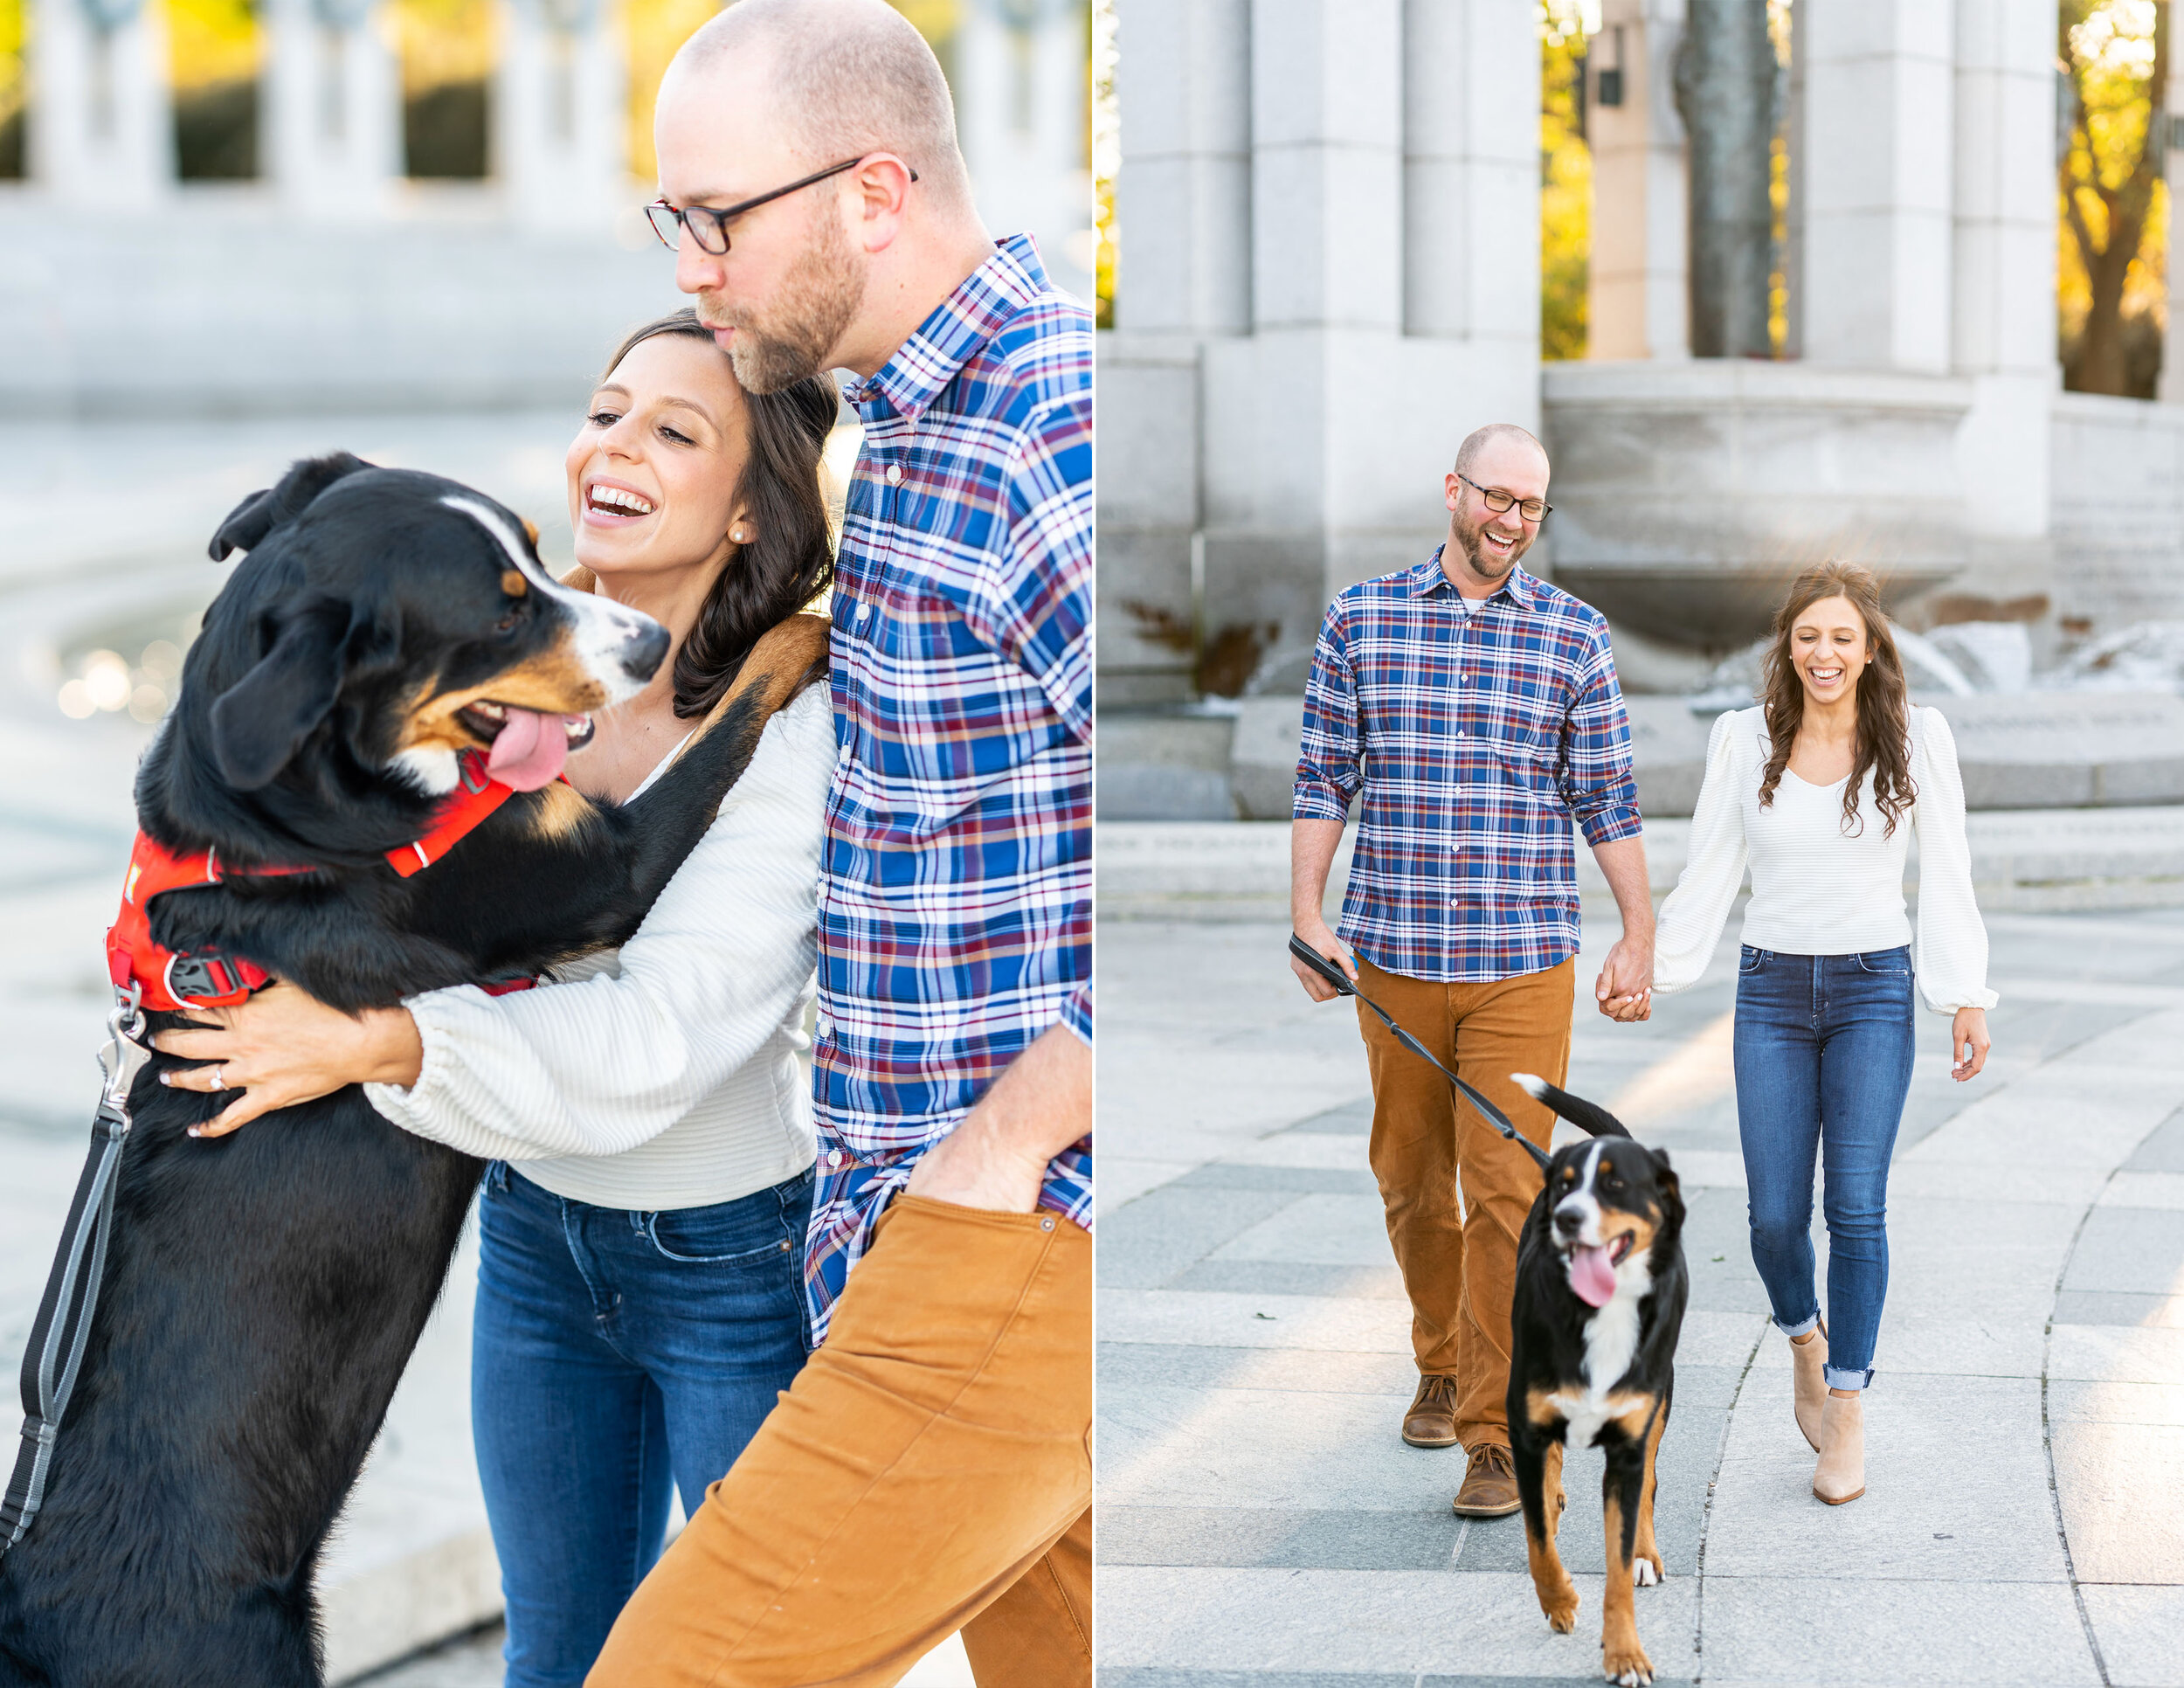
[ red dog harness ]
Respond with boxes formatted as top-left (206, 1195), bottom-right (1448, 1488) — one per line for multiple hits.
top-left (107, 754), bottom-right (538, 1013)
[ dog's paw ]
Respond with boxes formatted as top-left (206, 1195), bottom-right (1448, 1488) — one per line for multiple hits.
top-left (1601, 1640), bottom-right (1654, 1686)
top-left (1539, 1583), bottom-right (1580, 1633)
top-left (1632, 1554), bottom-right (1662, 1588)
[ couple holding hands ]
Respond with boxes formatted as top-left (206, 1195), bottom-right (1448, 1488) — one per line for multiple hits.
top-left (1289, 424), bottom-right (1995, 1513)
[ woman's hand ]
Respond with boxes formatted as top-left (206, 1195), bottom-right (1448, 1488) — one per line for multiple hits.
top-left (1950, 1007), bottom-right (1991, 1083)
top-left (153, 983), bottom-right (425, 1137)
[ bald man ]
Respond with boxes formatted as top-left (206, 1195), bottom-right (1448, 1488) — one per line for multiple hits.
top-left (588, 3), bottom-right (1091, 1685)
top-left (1289, 425), bottom-right (1654, 1518)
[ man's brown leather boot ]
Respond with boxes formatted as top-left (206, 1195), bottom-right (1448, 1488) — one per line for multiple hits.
top-left (1401, 1373), bottom-right (1461, 1448)
top-left (1452, 1442), bottom-right (1522, 1518)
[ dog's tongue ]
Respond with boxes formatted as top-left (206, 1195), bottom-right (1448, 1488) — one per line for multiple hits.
top-left (485, 708), bottom-right (570, 791)
top-left (1568, 1244), bottom-right (1619, 1308)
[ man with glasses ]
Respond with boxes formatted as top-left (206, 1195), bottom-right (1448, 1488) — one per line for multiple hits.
top-left (1288, 423), bottom-right (1653, 1520)
top-left (590, 0), bottom-right (1089, 1683)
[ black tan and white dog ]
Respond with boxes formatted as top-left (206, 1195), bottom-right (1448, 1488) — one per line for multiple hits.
top-left (1503, 1074), bottom-right (1689, 1688)
top-left (0, 453), bottom-right (827, 1687)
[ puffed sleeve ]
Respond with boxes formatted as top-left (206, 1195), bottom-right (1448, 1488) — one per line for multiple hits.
top-left (1911, 709), bottom-right (1999, 1013)
top-left (1651, 709), bottom-right (1751, 993)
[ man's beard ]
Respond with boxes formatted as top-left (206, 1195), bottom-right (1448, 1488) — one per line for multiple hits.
top-left (1452, 502), bottom-right (1532, 585)
top-left (701, 210), bottom-right (864, 394)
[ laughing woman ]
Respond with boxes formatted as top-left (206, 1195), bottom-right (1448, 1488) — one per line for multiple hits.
top-left (1649, 561), bottom-right (1996, 1507)
top-left (155, 310), bottom-right (840, 1686)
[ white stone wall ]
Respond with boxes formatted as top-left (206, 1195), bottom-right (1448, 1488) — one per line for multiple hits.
top-left (2049, 393), bottom-right (2184, 626)
top-left (1099, 0), bottom-right (1541, 705)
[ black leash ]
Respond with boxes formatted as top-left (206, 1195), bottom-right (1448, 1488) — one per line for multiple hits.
top-left (1289, 935), bottom-right (1558, 1173)
top-left (1, 989), bottom-right (151, 1557)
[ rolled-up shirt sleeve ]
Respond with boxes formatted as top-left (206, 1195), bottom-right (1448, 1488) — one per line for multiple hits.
top-left (1559, 627), bottom-right (1642, 846)
top-left (1295, 601), bottom-right (1361, 821)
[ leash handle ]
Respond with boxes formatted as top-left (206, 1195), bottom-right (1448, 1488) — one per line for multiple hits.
top-left (1290, 935), bottom-right (1552, 1173)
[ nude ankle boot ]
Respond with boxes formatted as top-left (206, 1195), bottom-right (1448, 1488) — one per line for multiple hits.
top-left (1813, 1392), bottom-right (1865, 1505)
top-left (1791, 1325), bottom-right (1828, 1450)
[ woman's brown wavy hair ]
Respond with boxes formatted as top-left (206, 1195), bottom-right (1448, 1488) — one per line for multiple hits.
top-left (1756, 561), bottom-right (1918, 838)
top-left (596, 310), bottom-right (839, 720)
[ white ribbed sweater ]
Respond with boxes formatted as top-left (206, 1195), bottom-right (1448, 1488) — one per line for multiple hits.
top-left (363, 685), bottom-right (833, 1210)
top-left (1653, 704), bottom-right (1998, 1013)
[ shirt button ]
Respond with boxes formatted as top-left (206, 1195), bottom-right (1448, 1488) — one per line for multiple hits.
top-left (884, 465), bottom-right (903, 487)
top-left (856, 603), bottom-right (872, 623)
top-left (827, 1149), bottom-right (846, 1168)
top-left (814, 1013), bottom-right (832, 1038)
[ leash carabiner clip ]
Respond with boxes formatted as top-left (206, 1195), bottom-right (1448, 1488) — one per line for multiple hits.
top-left (1289, 934), bottom-right (1555, 1173)
top-left (98, 982), bottom-right (152, 1120)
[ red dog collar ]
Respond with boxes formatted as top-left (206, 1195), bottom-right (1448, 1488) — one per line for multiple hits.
top-left (107, 752), bottom-right (546, 1013)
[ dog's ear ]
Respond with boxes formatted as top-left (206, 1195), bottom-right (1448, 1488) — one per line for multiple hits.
top-left (208, 453), bottom-right (373, 561)
top-left (208, 603), bottom-right (352, 789)
top-left (1651, 1150), bottom-right (1685, 1230)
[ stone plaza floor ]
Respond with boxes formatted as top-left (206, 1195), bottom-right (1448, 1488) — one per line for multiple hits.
top-left (1095, 902), bottom-right (2184, 1687)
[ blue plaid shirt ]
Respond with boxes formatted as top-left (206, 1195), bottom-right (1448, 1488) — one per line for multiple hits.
top-left (1294, 550), bottom-right (1641, 983)
top-left (805, 234), bottom-right (1092, 1341)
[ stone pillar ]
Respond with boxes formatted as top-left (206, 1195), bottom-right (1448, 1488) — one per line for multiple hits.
top-left (1195, 0), bottom-right (1538, 659)
top-left (1112, 0), bottom-right (1251, 335)
top-left (27, 0), bottom-right (173, 204)
top-left (1403, 0), bottom-right (1536, 351)
top-left (951, 0), bottom-right (1095, 304)
top-left (1795, 0), bottom-right (1954, 371)
top-left (494, 0), bottom-right (625, 230)
top-left (265, 0), bottom-right (401, 218)
top-left (1586, 0), bottom-right (1686, 361)
top-left (1194, 0), bottom-right (1404, 651)
top-left (1950, 0), bottom-right (2056, 566)
top-left (1099, 0), bottom-right (1249, 709)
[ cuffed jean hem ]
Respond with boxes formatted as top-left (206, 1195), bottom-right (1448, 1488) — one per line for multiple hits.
top-left (1824, 1364), bottom-right (1874, 1392)
top-left (1775, 1311), bottom-right (1821, 1340)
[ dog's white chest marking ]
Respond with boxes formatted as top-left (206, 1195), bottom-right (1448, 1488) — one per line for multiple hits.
top-left (1547, 1145), bottom-right (1655, 1447)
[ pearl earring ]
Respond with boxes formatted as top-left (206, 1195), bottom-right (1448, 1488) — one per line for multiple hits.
top-left (731, 527), bottom-right (749, 543)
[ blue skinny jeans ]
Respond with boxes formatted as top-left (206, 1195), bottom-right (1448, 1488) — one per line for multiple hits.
top-left (471, 1161), bottom-right (814, 1688)
top-left (1731, 945), bottom-right (1917, 1392)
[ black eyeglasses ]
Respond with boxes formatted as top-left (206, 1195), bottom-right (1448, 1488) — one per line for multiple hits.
top-left (646, 156), bottom-right (919, 255)
top-left (1458, 473), bottom-right (1551, 523)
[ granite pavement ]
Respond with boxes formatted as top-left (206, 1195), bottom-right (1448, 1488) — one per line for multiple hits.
top-left (1095, 891), bottom-right (2184, 1687)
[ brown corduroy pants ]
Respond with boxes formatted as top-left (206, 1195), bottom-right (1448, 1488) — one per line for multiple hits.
top-left (585, 1194), bottom-right (1092, 1688)
top-left (1355, 954), bottom-right (1574, 1449)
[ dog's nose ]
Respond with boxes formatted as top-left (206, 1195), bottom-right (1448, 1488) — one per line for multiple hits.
top-left (620, 619), bottom-right (671, 683)
top-left (1553, 1205), bottom-right (1582, 1238)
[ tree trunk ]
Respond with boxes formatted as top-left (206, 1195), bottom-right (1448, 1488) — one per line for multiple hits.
top-left (1675, 0), bottom-right (1777, 358)
top-left (2062, 0), bottom-right (2168, 396)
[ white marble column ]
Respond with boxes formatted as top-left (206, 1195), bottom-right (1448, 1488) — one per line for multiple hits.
top-left (27, 0), bottom-right (173, 205)
top-left (1796, 0), bottom-right (1955, 371)
top-left (265, 0), bottom-right (401, 218)
top-left (1247, 0), bottom-right (1402, 336)
top-left (1403, 0), bottom-right (1536, 350)
top-left (1111, 0), bottom-right (1250, 335)
top-left (953, 0), bottom-right (1095, 304)
top-left (494, 0), bottom-right (626, 230)
top-left (1585, 0), bottom-right (1687, 361)
top-left (1950, 0), bottom-right (2056, 546)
